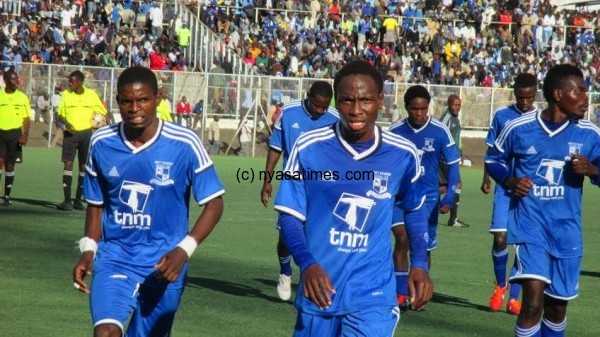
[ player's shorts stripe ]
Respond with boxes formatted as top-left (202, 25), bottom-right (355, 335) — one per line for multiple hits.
top-left (273, 205), bottom-right (306, 222)
top-left (197, 189), bottom-right (225, 205)
top-left (94, 318), bottom-right (123, 332)
top-left (543, 291), bottom-right (578, 301)
top-left (85, 198), bottom-right (103, 205)
top-left (391, 222), bottom-right (405, 227)
top-left (85, 164), bottom-right (97, 177)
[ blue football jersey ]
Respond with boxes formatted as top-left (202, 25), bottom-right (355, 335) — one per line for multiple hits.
top-left (274, 123), bottom-right (425, 315)
top-left (84, 120), bottom-right (225, 268)
top-left (269, 99), bottom-right (339, 167)
top-left (485, 104), bottom-right (540, 147)
top-left (389, 117), bottom-right (460, 198)
top-left (486, 112), bottom-right (600, 257)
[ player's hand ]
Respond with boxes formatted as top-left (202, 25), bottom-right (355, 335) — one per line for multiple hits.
top-left (261, 182), bottom-right (272, 207)
top-left (480, 179), bottom-right (491, 194)
top-left (66, 123), bottom-right (75, 133)
top-left (19, 133), bottom-right (28, 145)
top-left (72, 251), bottom-right (94, 294)
top-left (572, 154), bottom-right (599, 177)
top-left (301, 264), bottom-right (336, 310)
top-left (439, 204), bottom-right (451, 214)
top-left (154, 248), bottom-right (188, 283)
top-left (408, 267), bottom-right (433, 310)
top-left (503, 177), bottom-right (534, 197)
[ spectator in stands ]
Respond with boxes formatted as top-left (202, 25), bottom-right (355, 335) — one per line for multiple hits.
top-left (176, 96), bottom-right (191, 128)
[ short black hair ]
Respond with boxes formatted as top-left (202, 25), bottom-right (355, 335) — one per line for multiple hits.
top-left (513, 72), bottom-right (537, 90)
top-left (447, 94), bottom-right (460, 104)
top-left (308, 80), bottom-right (333, 99)
top-left (404, 85), bottom-right (431, 107)
top-left (117, 66), bottom-right (158, 96)
top-left (543, 64), bottom-right (583, 103)
top-left (333, 60), bottom-right (383, 100)
top-left (69, 70), bottom-right (85, 82)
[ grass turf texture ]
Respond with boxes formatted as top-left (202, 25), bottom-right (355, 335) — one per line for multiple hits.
top-left (0, 147), bottom-right (598, 337)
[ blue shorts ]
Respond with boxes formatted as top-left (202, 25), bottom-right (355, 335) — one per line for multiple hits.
top-left (293, 306), bottom-right (400, 337)
top-left (489, 185), bottom-right (511, 232)
top-left (90, 261), bottom-right (188, 335)
top-left (510, 243), bottom-right (581, 301)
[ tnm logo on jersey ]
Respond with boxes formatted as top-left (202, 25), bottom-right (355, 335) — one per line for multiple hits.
top-left (115, 181), bottom-right (153, 228)
top-left (331, 193), bottom-right (375, 252)
top-left (534, 159), bottom-right (565, 200)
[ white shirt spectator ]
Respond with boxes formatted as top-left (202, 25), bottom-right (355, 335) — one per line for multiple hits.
top-left (149, 6), bottom-right (164, 28)
top-left (61, 6), bottom-right (76, 28)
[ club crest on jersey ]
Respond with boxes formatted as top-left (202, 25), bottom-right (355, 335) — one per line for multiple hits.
top-left (423, 138), bottom-right (435, 152)
top-left (119, 181), bottom-right (153, 213)
top-left (150, 161), bottom-right (175, 186)
top-left (333, 193), bottom-right (376, 232)
top-left (568, 142), bottom-right (582, 156)
top-left (366, 171), bottom-right (392, 199)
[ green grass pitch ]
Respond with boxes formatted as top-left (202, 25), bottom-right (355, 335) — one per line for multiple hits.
top-left (0, 147), bottom-right (598, 336)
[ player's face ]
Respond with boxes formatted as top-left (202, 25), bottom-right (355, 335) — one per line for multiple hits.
top-left (307, 94), bottom-right (331, 117)
top-left (514, 86), bottom-right (537, 112)
top-left (448, 97), bottom-right (461, 115)
top-left (117, 82), bottom-right (160, 129)
top-left (336, 74), bottom-right (383, 142)
top-left (556, 76), bottom-right (588, 120)
top-left (68, 76), bottom-right (83, 93)
top-left (406, 97), bottom-right (429, 128)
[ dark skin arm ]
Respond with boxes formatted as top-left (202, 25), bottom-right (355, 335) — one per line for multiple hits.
top-left (503, 177), bottom-right (534, 197)
top-left (261, 149), bottom-right (282, 207)
top-left (154, 196), bottom-right (224, 282)
top-left (72, 205), bottom-right (103, 294)
top-left (408, 268), bottom-right (434, 309)
top-left (301, 264), bottom-right (336, 310)
top-left (481, 167), bottom-right (492, 194)
top-left (19, 118), bottom-right (30, 145)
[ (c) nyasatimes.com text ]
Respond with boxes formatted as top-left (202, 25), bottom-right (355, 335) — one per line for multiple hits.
top-left (235, 168), bottom-right (375, 184)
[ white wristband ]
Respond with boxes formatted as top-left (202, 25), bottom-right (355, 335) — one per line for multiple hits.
top-left (78, 237), bottom-right (98, 257)
top-left (177, 235), bottom-right (198, 258)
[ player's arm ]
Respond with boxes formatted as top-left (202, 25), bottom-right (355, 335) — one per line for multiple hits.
top-left (261, 149), bottom-right (281, 207)
top-left (279, 212), bottom-right (335, 310)
top-left (572, 153), bottom-right (600, 184)
top-left (439, 141), bottom-right (461, 213)
top-left (73, 204), bottom-right (102, 294)
top-left (404, 207), bottom-right (433, 309)
top-left (20, 100), bottom-right (31, 145)
top-left (485, 146), bottom-right (533, 197)
top-left (482, 118), bottom-right (499, 194)
top-left (261, 117), bottom-right (283, 206)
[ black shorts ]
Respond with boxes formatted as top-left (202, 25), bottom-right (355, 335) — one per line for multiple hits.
top-left (62, 129), bottom-right (93, 163)
top-left (0, 128), bottom-right (22, 163)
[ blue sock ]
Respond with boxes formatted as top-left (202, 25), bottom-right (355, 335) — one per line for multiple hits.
top-left (515, 323), bottom-right (541, 337)
top-left (508, 257), bottom-right (521, 300)
top-left (395, 270), bottom-right (409, 297)
top-left (492, 247), bottom-right (509, 287)
top-left (541, 318), bottom-right (566, 337)
top-left (279, 255), bottom-right (292, 276)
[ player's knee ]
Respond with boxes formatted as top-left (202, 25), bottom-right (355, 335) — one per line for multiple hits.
top-left (520, 299), bottom-right (544, 322)
top-left (493, 233), bottom-right (507, 249)
top-left (543, 296), bottom-right (568, 322)
top-left (94, 324), bottom-right (122, 337)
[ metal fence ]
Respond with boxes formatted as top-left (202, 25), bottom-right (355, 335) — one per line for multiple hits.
top-left (11, 62), bottom-right (600, 154)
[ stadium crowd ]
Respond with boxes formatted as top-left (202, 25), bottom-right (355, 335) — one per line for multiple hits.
top-left (191, 0), bottom-right (600, 90)
top-left (2, 0), bottom-right (600, 90)
top-left (0, 0), bottom-right (193, 71)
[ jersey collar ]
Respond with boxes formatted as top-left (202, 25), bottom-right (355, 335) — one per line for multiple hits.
top-left (536, 111), bottom-right (570, 137)
top-left (406, 116), bottom-right (431, 133)
top-left (119, 119), bottom-right (163, 154)
top-left (334, 122), bottom-right (381, 161)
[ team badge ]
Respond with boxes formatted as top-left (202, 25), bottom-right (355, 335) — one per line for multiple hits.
top-left (367, 171), bottom-right (392, 199)
top-left (150, 161), bottom-right (175, 186)
top-left (568, 142), bottom-right (582, 156)
top-left (423, 138), bottom-right (435, 152)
